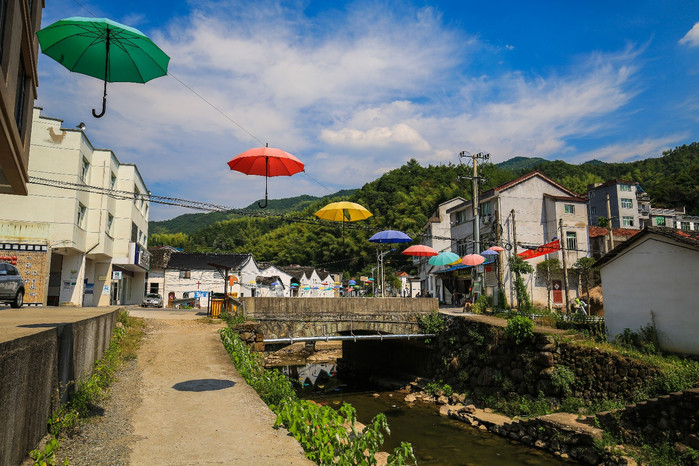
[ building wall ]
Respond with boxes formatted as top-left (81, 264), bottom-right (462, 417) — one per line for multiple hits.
top-left (588, 182), bottom-right (640, 229)
top-left (0, 109), bottom-right (150, 306)
top-left (0, 0), bottom-right (43, 195)
top-left (601, 237), bottom-right (699, 355)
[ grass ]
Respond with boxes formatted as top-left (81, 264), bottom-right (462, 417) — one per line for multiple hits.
top-left (30, 310), bottom-right (146, 465)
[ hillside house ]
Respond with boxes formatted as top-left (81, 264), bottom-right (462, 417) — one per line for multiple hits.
top-left (588, 226), bottom-right (642, 259)
top-left (431, 171), bottom-right (589, 308)
top-left (596, 227), bottom-right (699, 356)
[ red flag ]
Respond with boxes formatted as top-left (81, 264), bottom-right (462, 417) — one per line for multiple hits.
top-left (517, 239), bottom-right (561, 260)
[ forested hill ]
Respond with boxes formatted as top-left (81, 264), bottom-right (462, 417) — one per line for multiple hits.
top-left (149, 143), bottom-right (698, 274)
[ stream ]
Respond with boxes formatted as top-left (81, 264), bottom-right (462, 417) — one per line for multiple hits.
top-left (276, 361), bottom-right (567, 465)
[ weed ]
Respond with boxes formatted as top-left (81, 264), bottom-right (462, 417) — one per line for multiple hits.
top-left (550, 365), bottom-right (575, 396)
top-left (504, 315), bottom-right (534, 345)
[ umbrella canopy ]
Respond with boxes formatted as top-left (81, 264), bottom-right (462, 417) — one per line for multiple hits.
top-left (461, 254), bottom-right (485, 266)
top-left (348, 279), bottom-right (356, 285)
top-left (227, 144), bottom-right (304, 208)
top-left (368, 230), bottom-right (412, 243)
top-left (402, 245), bottom-right (438, 257)
top-left (488, 246), bottom-right (505, 252)
top-left (315, 201), bottom-right (372, 222)
top-left (480, 249), bottom-right (499, 256)
top-left (37, 17), bottom-right (170, 118)
top-left (428, 251), bottom-right (461, 266)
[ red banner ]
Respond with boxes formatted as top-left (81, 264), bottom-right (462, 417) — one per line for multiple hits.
top-left (517, 239), bottom-right (561, 260)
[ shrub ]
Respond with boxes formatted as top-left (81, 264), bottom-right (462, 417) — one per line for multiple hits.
top-left (504, 315), bottom-right (535, 345)
top-left (418, 310), bottom-right (445, 335)
top-left (472, 295), bottom-right (489, 314)
top-left (551, 365), bottom-right (575, 396)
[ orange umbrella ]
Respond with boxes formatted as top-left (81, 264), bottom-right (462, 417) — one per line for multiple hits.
top-left (488, 246), bottom-right (504, 252)
top-left (227, 144), bottom-right (304, 208)
top-left (402, 245), bottom-right (438, 257)
top-left (461, 254), bottom-right (485, 266)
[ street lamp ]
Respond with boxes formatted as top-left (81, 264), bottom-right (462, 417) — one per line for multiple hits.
top-left (379, 248), bottom-right (395, 297)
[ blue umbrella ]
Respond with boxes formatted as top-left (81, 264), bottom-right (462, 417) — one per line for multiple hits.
top-left (481, 249), bottom-right (499, 256)
top-left (348, 279), bottom-right (357, 285)
top-left (368, 230), bottom-right (412, 243)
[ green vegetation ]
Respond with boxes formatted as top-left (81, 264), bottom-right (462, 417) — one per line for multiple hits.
top-left (424, 380), bottom-right (453, 397)
top-left (417, 310), bottom-right (445, 336)
top-left (508, 256), bottom-right (533, 310)
top-left (30, 311), bottom-right (145, 465)
top-left (504, 315), bottom-right (535, 345)
top-left (150, 144), bottom-right (699, 276)
top-left (219, 327), bottom-right (416, 464)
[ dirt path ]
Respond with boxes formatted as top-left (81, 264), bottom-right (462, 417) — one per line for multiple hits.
top-left (127, 310), bottom-right (311, 465)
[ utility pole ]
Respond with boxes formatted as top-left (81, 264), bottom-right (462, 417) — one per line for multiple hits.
top-left (459, 151), bottom-right (490, 254)
top-left (494, 209), bottom-right (504, 296)
top-left (559, 218), bottom-right (570, 312)
top-left (511, 209), bottom-right (518, 255)
top-left (606, 193), bottom-right (615, 253)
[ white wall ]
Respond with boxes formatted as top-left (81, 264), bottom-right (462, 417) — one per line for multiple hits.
top-left (601, 237), bottom-right (699, 355)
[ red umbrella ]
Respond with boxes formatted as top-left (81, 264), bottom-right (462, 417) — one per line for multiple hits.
top-left (488, 246), bottom-right (504, 252)
top-left (402, 245), bottom-right (438, 257)
top-left (227, 144), bottom-right (304, 208)
top-left (461, 254), bottom-right (485, 266)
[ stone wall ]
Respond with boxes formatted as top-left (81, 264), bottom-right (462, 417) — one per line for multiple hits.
top-left (0, 310), bottom-right (118, 466)
top-left (596, 388), bottom-right (699, 451)
top-left (434, 316), bottom-right (659, 401)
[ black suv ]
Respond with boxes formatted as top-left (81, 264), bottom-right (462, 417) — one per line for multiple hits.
top-left (0, 262), bottom-right (24, 308)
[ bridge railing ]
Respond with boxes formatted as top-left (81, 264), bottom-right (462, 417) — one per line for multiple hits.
top-left (241, 297), bottom-right (438, 319)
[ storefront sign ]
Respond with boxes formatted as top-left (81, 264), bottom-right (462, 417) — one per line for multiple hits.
top-left (112, 271), bottom-right (123, 280)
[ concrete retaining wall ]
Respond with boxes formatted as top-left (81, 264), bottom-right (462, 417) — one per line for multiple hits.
top-left (0, 309), bottom-right (118, 466)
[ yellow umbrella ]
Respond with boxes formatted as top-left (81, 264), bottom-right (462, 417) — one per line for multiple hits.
top-left (315, 201), bottom-right (372, 222)
top-left (315, 201), bottom-right (372, 243)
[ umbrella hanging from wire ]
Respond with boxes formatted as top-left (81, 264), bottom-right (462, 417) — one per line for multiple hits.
top-left (488, 246), bottom-right (505, 252)
top-left (368, 230), bottom-right (412, 244)
top-left (227, 144), bottom-right (304, 208)
top-left (402, 245), bottom-right (438, 257)
top-left (428, 251), bottom-right (461, 266)
top-left (461, 254), bottom-right (485, 266)
top-left (37, 17), bottom-right (170, 118)
top-left (315, 201), bottom-right (372, 242)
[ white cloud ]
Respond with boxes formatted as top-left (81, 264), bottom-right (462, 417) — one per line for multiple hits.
top-left (679, 22), bottom-right (699, 47)
top-left (568, 135), bottom-right (687, 163)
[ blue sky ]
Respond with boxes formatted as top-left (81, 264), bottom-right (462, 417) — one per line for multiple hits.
top-left (36, 1), bottom-right (699, 220)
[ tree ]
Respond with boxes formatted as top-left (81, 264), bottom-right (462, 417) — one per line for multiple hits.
top-left (573, 257), bottom-right (597, 299)
top-left (596, 216), bottom-right (609, 228)
top-left (509, 255), bottom-right (534, 311)
top-left (536, 258), bottom-right (562, 311)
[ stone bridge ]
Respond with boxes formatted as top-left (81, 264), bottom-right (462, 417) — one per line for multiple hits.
top-left (238, 297), bottom-right (438, 340)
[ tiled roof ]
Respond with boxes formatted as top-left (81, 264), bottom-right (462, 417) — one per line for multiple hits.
top-left (595, 226), bottom-right (699, 267)
top-left (148, 248), bottom-right (173, 269)
top-left (487, 171), bottom-right (581, 198)
top-left (166, 252), bottom-right (251, 270)
top-left (588, 226), bottom-right (642, 238)
top-left (256, 275), bottom-right (284, 286)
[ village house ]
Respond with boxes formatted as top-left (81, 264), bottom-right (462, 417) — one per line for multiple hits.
top-left (427, 171), bottom-right (589, 309)
top-left (1, 109), bottom-right (150, 306)
top-left (596, 226), bottom-right (699, 356)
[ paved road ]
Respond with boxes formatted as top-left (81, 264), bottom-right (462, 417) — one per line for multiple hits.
top-left (125, 308), bottom-right (312, 465)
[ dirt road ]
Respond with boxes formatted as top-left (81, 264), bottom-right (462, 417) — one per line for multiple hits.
top-left (54, 309), bottom-right (311, 465)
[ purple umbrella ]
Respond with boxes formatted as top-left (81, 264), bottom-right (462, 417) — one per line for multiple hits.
top-left (369, 230), bottom-right (412, 243)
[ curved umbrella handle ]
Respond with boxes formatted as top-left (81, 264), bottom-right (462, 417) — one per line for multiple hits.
top-left (257, 197), bottom-right (268, 208)
top-left (92, 94), bottom-right (107, 118)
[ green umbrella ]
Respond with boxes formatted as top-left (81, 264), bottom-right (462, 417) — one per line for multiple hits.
top-left (37, 17), bottom-right (170, 118)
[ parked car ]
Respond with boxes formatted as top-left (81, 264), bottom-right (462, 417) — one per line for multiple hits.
top-left (141, 293), bottom-right (163, 308)
top-left (0, 262), bottom-right (24, 308)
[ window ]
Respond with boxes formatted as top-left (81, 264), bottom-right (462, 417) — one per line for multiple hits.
top-left (564, 204), bottom-right (575, 214)
top-left (149, 283), bottom-right (159, 294)
top-left (480, 201), bottom-right (491, 216)
top-left (452, 210), bottom-right (467, 224)
top-left (110, 173), bottom-right (116, 189)
top-left (619, 184), bottom-right (632, 192)
top-left (131, 222), bottom-right (138, 242)
top-left (621, 198), bottom-right (633, 209)
top-left (179, 270), bottom-right (191, 279)
top-left (134, 186), bottom-right (140, 205)
top-left (77, 203), bottom-right (86, 228)
top-left (655, 216), bottom-right (666, 226)
top-left (566, 231), bottom-right (577, 251)
top-left (622, 216), bottom-right (634, 227)
top-left (681, 222), bottom-right (690, 231)
top-left (0, 0), bottom-right (8, 62)
top-left (14, 55), bottom-right (27, 135)
top-left (80, 158), bottom-right (90, 182)
top-left (106, 213), bottom-right (114, 235)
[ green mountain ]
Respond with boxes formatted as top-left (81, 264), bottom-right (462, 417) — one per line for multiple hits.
top-left (496, 156), bottom-right (547, 172)
top-left (150, 190), bottom-right (357, 235)
top-left (149, 143), bottom-right (699, 274)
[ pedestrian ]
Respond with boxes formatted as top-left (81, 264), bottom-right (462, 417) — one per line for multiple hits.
top-left (575, 297), bottom-right (588, 315)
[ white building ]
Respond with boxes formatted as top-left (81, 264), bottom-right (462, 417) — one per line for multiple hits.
top-left (0, 108), bottom-right (150, 306)
top-left (433, 171), bottom-right (589, 308)
top-left (596, 226), bottom-right (699, 356)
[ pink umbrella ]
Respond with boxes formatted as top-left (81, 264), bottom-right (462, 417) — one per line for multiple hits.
top-left (488, 246), bottom-right (504, 252)
top-left (402, 245), bottom-right (438, 257)
top-left (461, 254), bottom-right (485, 266)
